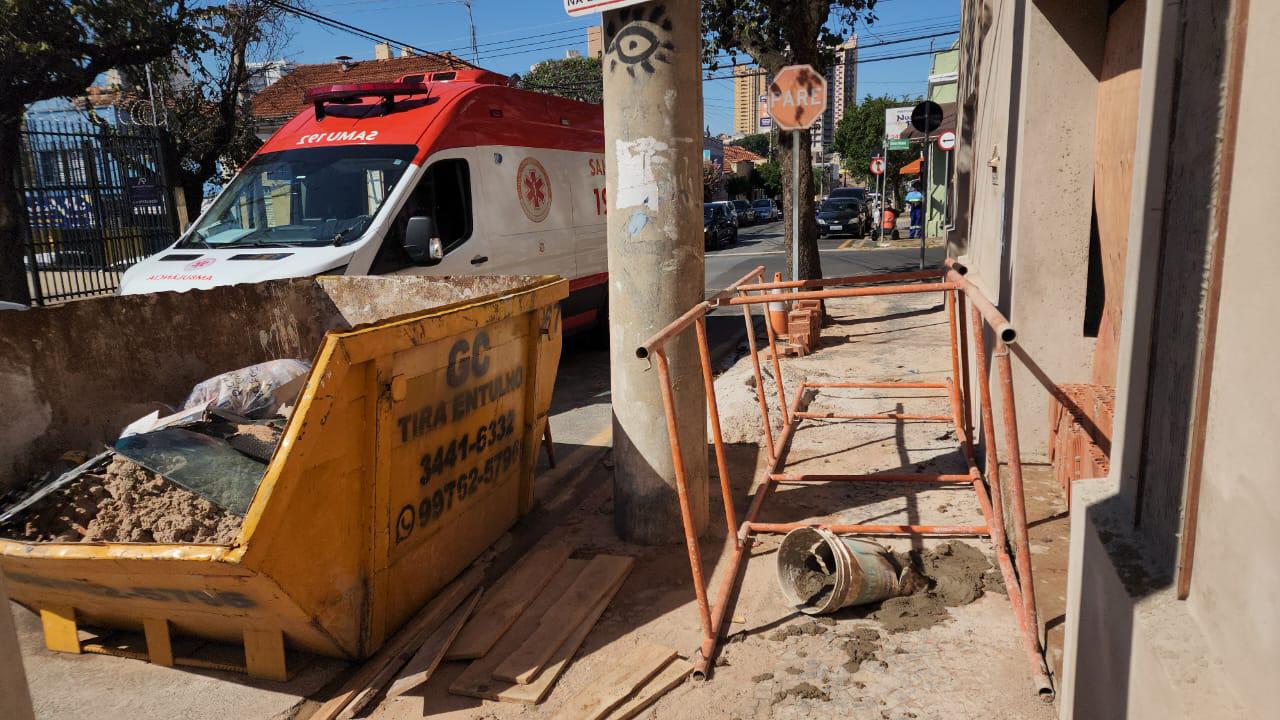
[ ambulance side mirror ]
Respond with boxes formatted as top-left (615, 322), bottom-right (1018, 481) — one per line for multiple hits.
top-left (404, 216), bottom-right (444, 265)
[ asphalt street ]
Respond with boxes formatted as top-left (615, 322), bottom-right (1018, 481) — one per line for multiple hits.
top-left (705, 219), bottom-right (944, 294)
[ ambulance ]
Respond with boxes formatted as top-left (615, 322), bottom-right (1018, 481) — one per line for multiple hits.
top-left (118, 69), bottom-right (608, 333)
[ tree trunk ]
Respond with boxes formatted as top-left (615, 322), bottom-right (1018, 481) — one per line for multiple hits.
top-left (181, 180), bottom-right (204, 226)
top-left (0, 117), bottom-right (32, 305)
top-left (779, 127), bottom-right (823, 281)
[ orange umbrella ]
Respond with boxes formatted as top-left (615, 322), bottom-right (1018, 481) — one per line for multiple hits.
top-left (898, 157), bottom-right (922, 175)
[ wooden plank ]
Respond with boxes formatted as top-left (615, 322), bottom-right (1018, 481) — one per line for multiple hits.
top-left (244, 628), bottom-right (287, 682)
top-left (601, 658), bottom-right (693, 720)
top-left (449, 559), bottom-right (587, 701)
top-left (551, 643), bottom-right (678, 720)
top-left (384, 588), bottom-right (482, 699)
top-left (496, 572), bottom-right (627, 704)
top-left (312, 565), bottom-right (482, 720)
top-left (492, 555), bottom-right (634, 684)
top-left (446, 544), bottom-right (573, 660)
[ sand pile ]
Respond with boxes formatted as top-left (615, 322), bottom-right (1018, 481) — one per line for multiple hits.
top-left (6, 456), bottom-right (241, 544)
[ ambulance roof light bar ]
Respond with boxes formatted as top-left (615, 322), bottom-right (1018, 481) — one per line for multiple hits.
top-left (304, 81), bottom-right (431, 120)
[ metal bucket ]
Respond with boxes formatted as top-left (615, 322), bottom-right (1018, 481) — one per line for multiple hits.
top-left (776, 527), bottom-right (899, 614)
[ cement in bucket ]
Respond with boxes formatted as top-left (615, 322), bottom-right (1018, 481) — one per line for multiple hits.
top-left (776, 527), bottom-right (899, 614)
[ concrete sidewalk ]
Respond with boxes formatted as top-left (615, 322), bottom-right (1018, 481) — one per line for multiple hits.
top-left (368, 289), bottom-right (1067, 720)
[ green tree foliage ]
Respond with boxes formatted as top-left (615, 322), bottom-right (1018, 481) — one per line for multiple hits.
top-left (519, 56), bottom-right (603, 104)
top-left (756, 161), bottom-right (782, 198)
top-left (831, 94), bottom-right (922, 205)
top-left (0, 0), bottom-right (195, 303)
top-left (99, 1), bottom-right (291, 221)
top-left (729, 132), bottom-right (771, 159)
top-left (725, 174), bottom-right (751, 199)
top-left (702, 0), bottom-right (877, 280)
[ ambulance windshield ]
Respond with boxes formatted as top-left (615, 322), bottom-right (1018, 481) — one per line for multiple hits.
top-left (179, 145), bottom-right (417, 249)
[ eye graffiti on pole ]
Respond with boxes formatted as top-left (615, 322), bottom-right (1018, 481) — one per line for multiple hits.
top-left (604, 4), bottom-right (675, 78)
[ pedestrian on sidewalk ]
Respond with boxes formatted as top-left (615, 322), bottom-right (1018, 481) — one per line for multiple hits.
top-left (906, 186), bottom-right (924, 239)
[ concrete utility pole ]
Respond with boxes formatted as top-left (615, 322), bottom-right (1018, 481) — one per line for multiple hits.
top-left (602, 0), bottom-right (708, 543)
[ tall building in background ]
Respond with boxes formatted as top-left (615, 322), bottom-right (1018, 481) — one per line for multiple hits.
top-left (813, 36), bottom-right (859, 159)
top-left (586, 26), bottom-right (603, 59)
top-left (733, 65), bottom-right (769, 136)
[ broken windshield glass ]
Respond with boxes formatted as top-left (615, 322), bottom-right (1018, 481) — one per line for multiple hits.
top-left (114, 428), bottom-right (266, 516)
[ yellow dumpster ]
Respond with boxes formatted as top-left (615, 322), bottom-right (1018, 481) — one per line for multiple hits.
top-left (0, 275), bottom-right (566, 679)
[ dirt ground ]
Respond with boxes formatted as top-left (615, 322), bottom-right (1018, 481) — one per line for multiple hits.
top-left (369, 291), bottom-right (1058, 720)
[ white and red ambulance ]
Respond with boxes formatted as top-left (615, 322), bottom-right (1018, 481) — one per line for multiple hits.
top-left (119, 69), bottom-right (608, 333)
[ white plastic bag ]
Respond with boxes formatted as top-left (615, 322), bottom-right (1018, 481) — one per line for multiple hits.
top-left (182, 359), bottom-right (311, 419)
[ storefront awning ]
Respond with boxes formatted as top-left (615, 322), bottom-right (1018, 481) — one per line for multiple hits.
top-left (899, 157), bottom-right (922, 175)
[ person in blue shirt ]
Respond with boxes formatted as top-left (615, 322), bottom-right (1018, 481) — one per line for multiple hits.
top-left (905, 186), bottom-right (924, 239)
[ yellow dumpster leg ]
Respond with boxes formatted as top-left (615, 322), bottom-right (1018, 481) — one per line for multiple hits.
top-left (244, 628), bottom-right (287, 682)
top-left (39, 606), bottom-right (80, 654)
top-left (143, 618), bottom-right (174, 667)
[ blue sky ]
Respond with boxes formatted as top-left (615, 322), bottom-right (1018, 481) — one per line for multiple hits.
top-left (276, 0), bottom-right (959, 136)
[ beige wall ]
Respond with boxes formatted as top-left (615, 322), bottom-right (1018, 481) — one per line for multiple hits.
top-left (1186, 0), bottom-right (1279, 707)
top-left (955, 0), bottom-right (1102, 458)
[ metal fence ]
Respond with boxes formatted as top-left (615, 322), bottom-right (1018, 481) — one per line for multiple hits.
top-left (18, 120), bottom-right (178, 304)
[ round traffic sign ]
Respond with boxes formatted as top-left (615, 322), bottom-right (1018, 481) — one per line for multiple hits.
top-left (869, 157), bottom-right (885, 176)
top-left (937, 130), bottom-right (957, 151)
top-left (910, 101), bottom-right (944, 134)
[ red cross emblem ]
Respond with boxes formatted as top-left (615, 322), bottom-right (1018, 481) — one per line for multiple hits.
top-left (516, 157), bottom-right (552, 222)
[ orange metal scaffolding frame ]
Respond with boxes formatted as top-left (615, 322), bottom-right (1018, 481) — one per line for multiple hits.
top-left (636, 259), bottom-right (1054, 698)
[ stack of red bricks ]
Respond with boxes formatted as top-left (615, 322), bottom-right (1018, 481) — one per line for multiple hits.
top-left (785, 300), bottom-right (823, 355)
top-left (1047, 384), bottom-right (1115, 509)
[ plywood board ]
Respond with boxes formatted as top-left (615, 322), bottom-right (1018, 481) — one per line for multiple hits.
top-left (1090, 0), bottom-right (1146, 385)
top-left (385, 588), bottom-right (482, 699)
top-left (601, 658), bottom-right (693, 720)
top-left (551, 643), bottom-right (678, 720)
top-left (446, 544), bottom-right (573, 660)
top-left (449, 559), bottom-right (587, 700)
top-left (492, 555), bottom-right (634, 684)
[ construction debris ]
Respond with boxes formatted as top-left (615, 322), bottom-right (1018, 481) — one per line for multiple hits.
top-left (0, 361), bottom-right (302, 544)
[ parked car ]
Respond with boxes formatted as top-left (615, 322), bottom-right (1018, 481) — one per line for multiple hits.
top-left (704, 203), bottom-right (737, 248)
top-left (752, 198), bottom-right (779, 221)
top-left (712, 200), bottom-right (739, 228)
top-left (828, 187), bottom-right (871, 233)
top-left (816, 197), bottom-right (866, 238)
top-left (731, 199), bottom-right (757, 225)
